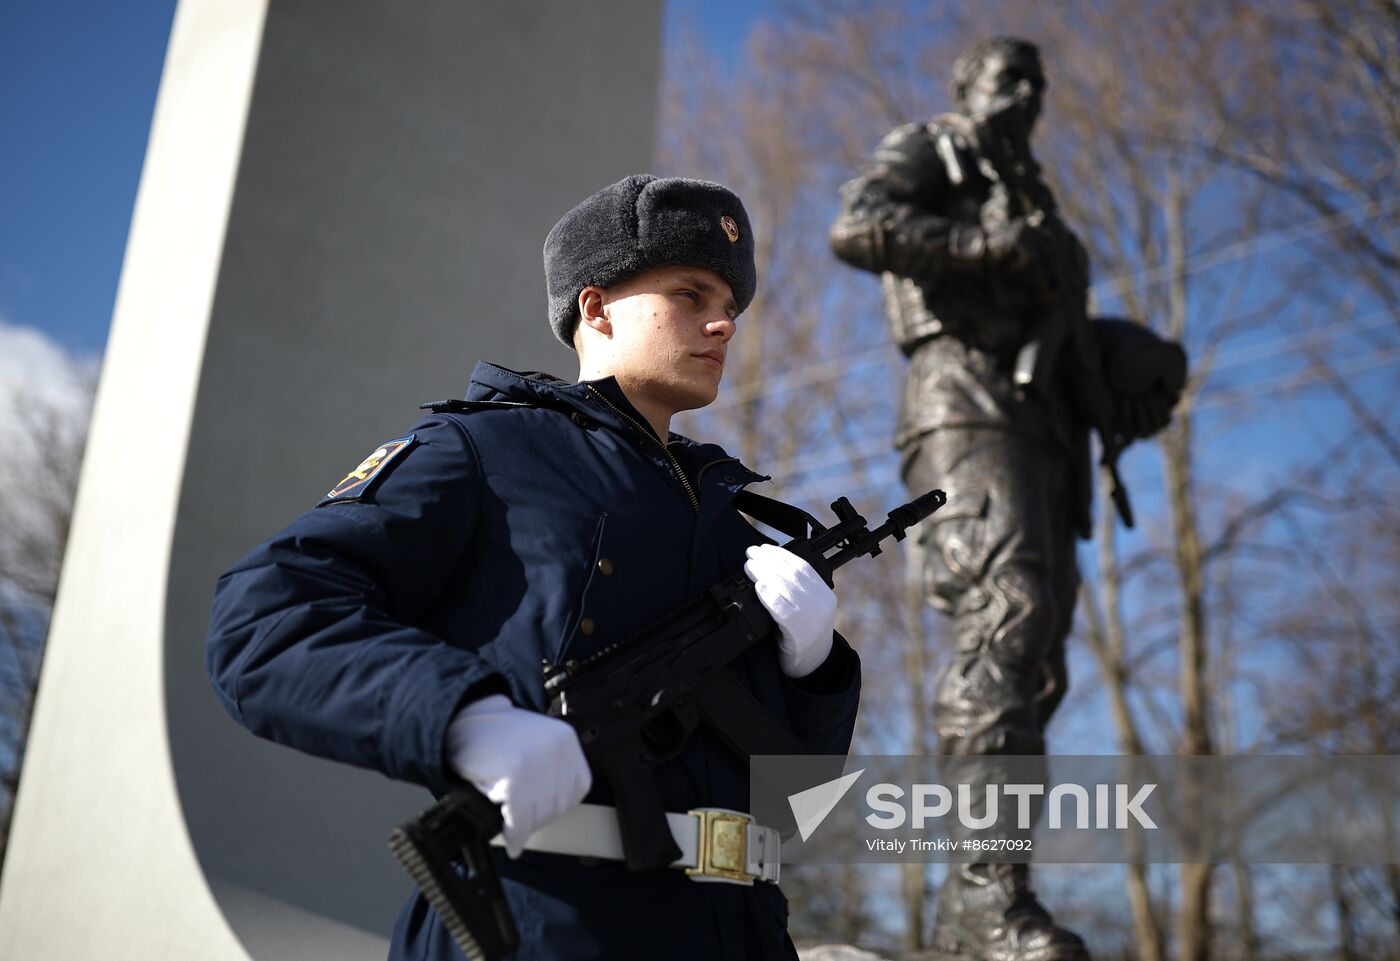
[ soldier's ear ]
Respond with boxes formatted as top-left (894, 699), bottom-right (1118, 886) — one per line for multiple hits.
top-left (578, 286), bottom-right (612, 338)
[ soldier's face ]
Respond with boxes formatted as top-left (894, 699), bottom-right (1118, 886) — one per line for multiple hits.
top-left (962, 50), bottom-right (1045, 128)
top-left (593, 265), bottom-right (739, 417)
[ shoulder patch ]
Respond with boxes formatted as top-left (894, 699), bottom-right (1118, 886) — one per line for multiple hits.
top-left (325, 434), bottom-right (416, 501)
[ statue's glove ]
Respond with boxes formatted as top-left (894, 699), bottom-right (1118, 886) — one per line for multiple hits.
top-left (744, 544), bottom-right (836, 679)
top-left (1116, 390), bottom-right (1177, 440)
top-left (977, 217), bottom-right (1061, 303)
top-left (984, 217), bottom-right (1051, 274)
top-left (1094, 317), bottom-right (1189, 441)
top-left (445, 694), bottom-right (592, 858)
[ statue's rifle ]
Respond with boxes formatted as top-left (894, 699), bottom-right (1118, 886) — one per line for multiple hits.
top-left (975, 91), bottom-right (1135, 531)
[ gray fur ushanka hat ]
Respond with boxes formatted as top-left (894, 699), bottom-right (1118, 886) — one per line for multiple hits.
top-left (544, 174), bottom-right (757, 348)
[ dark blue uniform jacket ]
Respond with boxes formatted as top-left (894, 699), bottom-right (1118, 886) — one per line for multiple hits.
top-left (206, 362), bottom-right (861, 961)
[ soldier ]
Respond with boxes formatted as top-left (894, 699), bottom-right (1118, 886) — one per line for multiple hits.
top-left (208, 174), bottom-right (861, 960)
top-left (829, 37), bottom-right (1184, 961)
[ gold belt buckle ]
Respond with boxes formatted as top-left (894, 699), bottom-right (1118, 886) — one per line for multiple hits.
top-left (685, 808), bottom-right (755, 884)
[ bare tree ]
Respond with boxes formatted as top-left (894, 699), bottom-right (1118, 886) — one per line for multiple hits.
top-left (1182, 0), bottom-right (1400, 469)
top-left (0, 368), bottom-right (94, 867)
top-left (1263, 491), bottom-right (1400, 956)
top-left (659, 4), bottom-right (1400, 958)
top-left (663, 23), bottom-right (931, 950)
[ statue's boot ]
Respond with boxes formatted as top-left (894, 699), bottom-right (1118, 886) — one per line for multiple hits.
top-left (930, 863), bottom-right (1089, 961)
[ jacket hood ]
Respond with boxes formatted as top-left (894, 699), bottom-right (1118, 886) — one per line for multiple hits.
top-left (460, 363), bottom-right (765, 484)
top-left (464, 362), bottom-right (586, 407)
top-left (464, 362), bottom-right (650, 436)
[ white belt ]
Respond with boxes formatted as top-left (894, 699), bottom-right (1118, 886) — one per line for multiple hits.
top-left (491, 803), bottom-right (781, 885)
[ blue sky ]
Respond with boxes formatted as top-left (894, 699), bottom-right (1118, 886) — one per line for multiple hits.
top-left (0, 0), bottom-right (178, 357)
top-left (0, 1), bottom-right (773, 359)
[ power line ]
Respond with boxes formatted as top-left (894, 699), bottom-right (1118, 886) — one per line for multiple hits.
top-left (776, 472), bottom-right (904, 514)
top-left (761, 346), bottom-right (1400, 498)
top-left (1195, 344), bottom-right (1400, 410)
top-left (741, 329), bottom-right (1400, 488)
top-left (1203, 306), bottom-right (1399, 374)
top-left (771, 435), bottom-right (894, 480)
top-left (707, 343), bottom-right (895, 413)
top-left (699, 202), bottom-right (1397, 493)
top-left (1088, 197), bottom-right (1394, 301)
top-left (710, 198), bottom-right (1393, 412)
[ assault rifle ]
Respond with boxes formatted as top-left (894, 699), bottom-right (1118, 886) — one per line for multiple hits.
top-left (974, 88), bottom-right (1135, 532)
top-left (389, 487), bottom-right (946, 961)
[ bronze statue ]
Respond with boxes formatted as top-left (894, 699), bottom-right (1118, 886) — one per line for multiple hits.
top-left (830, 37), bottom-right (1186, 961)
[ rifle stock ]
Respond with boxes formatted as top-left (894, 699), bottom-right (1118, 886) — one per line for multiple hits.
top-left (387, 784), bottom-right (518, 961)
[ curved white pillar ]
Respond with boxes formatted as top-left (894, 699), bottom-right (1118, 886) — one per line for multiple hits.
top-left (0, 2), bottom-right (661, 958)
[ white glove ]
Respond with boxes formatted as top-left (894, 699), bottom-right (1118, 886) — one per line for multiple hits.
top-left (743, 544), bottom-right (837, 679)
top-left (445, 694), bottom-right (592, 858)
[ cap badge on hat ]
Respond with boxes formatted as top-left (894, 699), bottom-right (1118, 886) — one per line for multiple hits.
top-left (720, 215), bottom-right (740, 243)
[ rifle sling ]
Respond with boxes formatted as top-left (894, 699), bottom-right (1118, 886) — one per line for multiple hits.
top-left (732, 489), bottom-right (823, 540)
top-left (689, 668), bottom-right (808, 758)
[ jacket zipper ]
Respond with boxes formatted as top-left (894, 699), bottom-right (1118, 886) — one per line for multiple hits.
top-left (585, 385), bottom-right (700, 514)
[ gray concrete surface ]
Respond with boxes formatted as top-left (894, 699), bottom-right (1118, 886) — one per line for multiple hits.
top-left (0, 1), bottom-right (661, 957)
